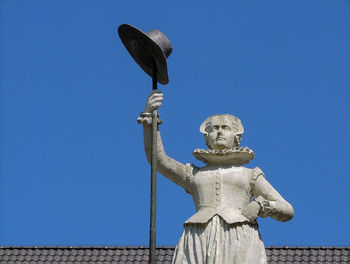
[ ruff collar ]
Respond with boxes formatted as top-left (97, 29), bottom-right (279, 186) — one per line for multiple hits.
top-left (193, 147), bottom-right (255, 166)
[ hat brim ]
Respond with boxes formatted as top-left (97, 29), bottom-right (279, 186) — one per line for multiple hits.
top-left (118, 24), bottom-right (169, 85)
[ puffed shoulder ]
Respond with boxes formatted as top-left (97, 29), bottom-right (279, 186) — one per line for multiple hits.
top-left (252, 167), bottom-right (265, 181)
top-left (183, 163), bottom-right (198, 194)
top-left (249, 167), bottom-right (265, 190)
top-left (185, 163), bottom-right (199, 177)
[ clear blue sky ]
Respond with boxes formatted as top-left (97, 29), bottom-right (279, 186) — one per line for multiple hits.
top-left (0, 0), bottom-right (349, 246)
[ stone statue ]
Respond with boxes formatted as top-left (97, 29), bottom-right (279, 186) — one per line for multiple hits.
top-left (137, 91), bottom-right (294, 264)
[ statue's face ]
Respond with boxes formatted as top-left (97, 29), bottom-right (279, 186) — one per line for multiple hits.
top-left (206, 116), bottom-right (236, 150)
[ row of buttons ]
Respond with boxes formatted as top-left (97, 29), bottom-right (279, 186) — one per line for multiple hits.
top-left (215, 167), bottom-right (221, 206)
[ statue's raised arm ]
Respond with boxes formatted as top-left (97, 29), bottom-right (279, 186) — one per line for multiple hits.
top-left (137, 91), bottom-right (294, 264)
top-left (137, 91), bottom-right (190, 192)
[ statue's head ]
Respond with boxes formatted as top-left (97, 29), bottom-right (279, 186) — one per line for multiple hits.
top-left (200, 114), bottom-right (244, 150)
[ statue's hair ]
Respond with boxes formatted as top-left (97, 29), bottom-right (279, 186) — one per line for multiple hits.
top-left (199, 114), bottom-right (244, 148)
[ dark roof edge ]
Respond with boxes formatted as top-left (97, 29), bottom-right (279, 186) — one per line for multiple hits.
top-left (0, 246), bottom-right (349, 249)
top-left (0, 246), bottom-right (172, 249)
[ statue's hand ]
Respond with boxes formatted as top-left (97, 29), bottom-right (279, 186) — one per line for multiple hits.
top-left (242, 200), bottom-right (261, 223)
top-left (144, 90), bottom-right (163, 113)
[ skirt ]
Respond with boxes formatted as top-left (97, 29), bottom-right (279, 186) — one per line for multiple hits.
top-left (172, 215), bottom-right (267, 264)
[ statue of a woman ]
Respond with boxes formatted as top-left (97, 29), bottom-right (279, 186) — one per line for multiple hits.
top-left (138, 91), bottom-right (294, 264)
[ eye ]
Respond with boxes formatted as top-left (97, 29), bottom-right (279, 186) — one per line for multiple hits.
top-left (223, 126), bottom-right (230, 131)
top-left (213, 126), bottom-right (219, 131)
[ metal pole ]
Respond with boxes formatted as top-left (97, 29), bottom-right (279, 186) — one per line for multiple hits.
top-left (149, 62), bottom-right (157, 264)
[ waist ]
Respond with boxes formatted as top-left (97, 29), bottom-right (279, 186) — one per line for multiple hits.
top-left (196, 204), bottom-right (244, 211)
top-left (184, 207), bottom-right (248, 225)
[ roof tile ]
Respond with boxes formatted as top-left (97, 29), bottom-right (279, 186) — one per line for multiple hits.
top-left (0, 246), bottom-right (349, 263)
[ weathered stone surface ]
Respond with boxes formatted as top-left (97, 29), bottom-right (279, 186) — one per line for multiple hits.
top-left (139, 92), bottom-right (294, 263)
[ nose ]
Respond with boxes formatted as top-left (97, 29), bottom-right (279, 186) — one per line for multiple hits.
top-left (217, 127), bottom-right (223, 134)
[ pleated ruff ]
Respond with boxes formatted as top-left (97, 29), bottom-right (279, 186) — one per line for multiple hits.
top-left (172, 215), bottom-right (267, 264)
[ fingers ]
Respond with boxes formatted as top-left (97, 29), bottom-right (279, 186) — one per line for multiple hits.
top-left (144, 91), bottom-right (163, 112)
top-left (152, 102), bottom-right (162, 109)
top-left (148, 92), bottom-right (163, 101)
top-left (147, 89), bottom-right (162, 100)
top-left (148, 94), bottom-right (163, 105)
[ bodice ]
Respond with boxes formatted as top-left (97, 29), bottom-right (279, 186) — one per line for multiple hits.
top-left (184, 165), bottom-right (263, 225)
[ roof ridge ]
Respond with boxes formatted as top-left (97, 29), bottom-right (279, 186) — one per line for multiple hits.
top-left (0, 245), bottom-right (176, 249)
top-left (0, 245), bottom-right (349, 249)
top-left (267, 246), bottom-right (350, 249)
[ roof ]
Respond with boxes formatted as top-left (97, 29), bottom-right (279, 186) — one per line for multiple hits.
top-left (0, 246), bottom-right (349, 263)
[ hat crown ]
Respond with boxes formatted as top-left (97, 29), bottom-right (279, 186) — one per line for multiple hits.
top-left (146, 30), bottom-right (172, 58)
top-left (118, 24), bottom-right (172, 84)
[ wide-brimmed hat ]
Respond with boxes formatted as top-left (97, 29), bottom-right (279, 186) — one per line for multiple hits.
top-left (118, 24), bottom-right (172, 85)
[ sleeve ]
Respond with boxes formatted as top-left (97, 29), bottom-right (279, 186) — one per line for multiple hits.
top-left (250, 167), bottom-right (271, 218)
top-left (251, 167), bottom-right (294, 222)
top-left (183, 163), bottom-right (197, 194)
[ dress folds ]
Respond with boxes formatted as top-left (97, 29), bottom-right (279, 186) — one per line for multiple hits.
top-left (172, 215), bottom-right (267, 264)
